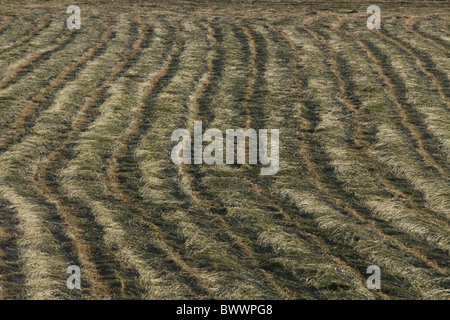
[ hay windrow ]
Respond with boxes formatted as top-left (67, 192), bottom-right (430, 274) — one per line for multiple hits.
top-left (0, 3), bottom-right (448, 300)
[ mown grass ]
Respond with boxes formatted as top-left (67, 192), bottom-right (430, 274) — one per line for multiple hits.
top-left (0, 2), bottom-right (448, 299)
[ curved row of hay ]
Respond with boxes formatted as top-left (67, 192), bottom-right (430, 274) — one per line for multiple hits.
top-left (0, 7), bottom-right (448, 299)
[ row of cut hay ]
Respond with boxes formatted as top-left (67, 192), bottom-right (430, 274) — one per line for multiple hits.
top-left (329, 16), bottom-right (450, 224)
top-left (338, 16), bottom-right (450, 246)
top-left (328, 15), bottom-right (448, 266)
top-left (0, 16), bottom-right (55, 89)
top-left (0, 30), bottom-right (80, 90)
top-left (307, 16), bottom-right (449, 229)
top-left (407, 16), bottom-right (450, 56)
top-left (0, 15), bottom-right (67, 84)
top-left (188, 17), bottom-right (373, 299)
top-left (0, 15), bottom-right (51, 70)
top-left (50, 16), bottom-right (174, 299)
top-left (385, 16), bottom-right (450, 106)
top-left (32, 16), bottom-right (158, 300)
top-left (0, 14), bottom-right (51, 54)
top-left (0, 14), bottom-right (131, 300)
top-left (0, 15), bottom-right (105, 145)
top-left (0, 16), bottom-right (31, 45)
top-left (202, 18), bottom-right (360, 299)
top-left (397, 16), bottom-right (450, 90)
top-left (135, 17), bottom-right (277, 299)
top-left (389, 17), bottom-right (450, 100)
top-left (321, 14), bottom-right (450, 250)
top-left (0, 198), bottom-right (26, 299)
top-left (0, 168), bottom-right (75, 299)
top-left (57, 16), bottom-right (206, 299)
top-left (0, 31), bottom-right (78, 90)
top-left (265, 17), bottom-right (394, 299)
top-left (341, 19), bottom-right (448, 179)
top-left (178, 19), bottom-right (298, 299)
top-left (338, 18), bottom-right (450, 221)
top-left (103, 17), bottom-right (224, 299)
top-left (261, 17), bottom-right (448, 299)
top-left (0, 15), bottom-right (116, 300)
top-left (134, 17), bottom-right (286, 299)
top-left (296, 15), bottom-right (450, 264)
top-left (255, 17), bottom-right (397, 299)
top-left (27, 16), bottom-right (146, 299)
top-left (0, 16), bottom-right (16, 38)
top-left (377, 21), bottom-right (450, 166)
top-left (336, 20), bottom-right (448, 212)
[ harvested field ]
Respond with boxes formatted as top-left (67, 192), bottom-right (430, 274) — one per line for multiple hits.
top-left (0, 0), bottom-right (448, 299)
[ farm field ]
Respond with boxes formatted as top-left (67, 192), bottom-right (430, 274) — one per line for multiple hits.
top-left (0, 0), bottom-right (448, 300)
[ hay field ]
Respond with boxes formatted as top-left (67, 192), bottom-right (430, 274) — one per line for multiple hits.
top-left (0, 0), bottom-right (448, 299)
